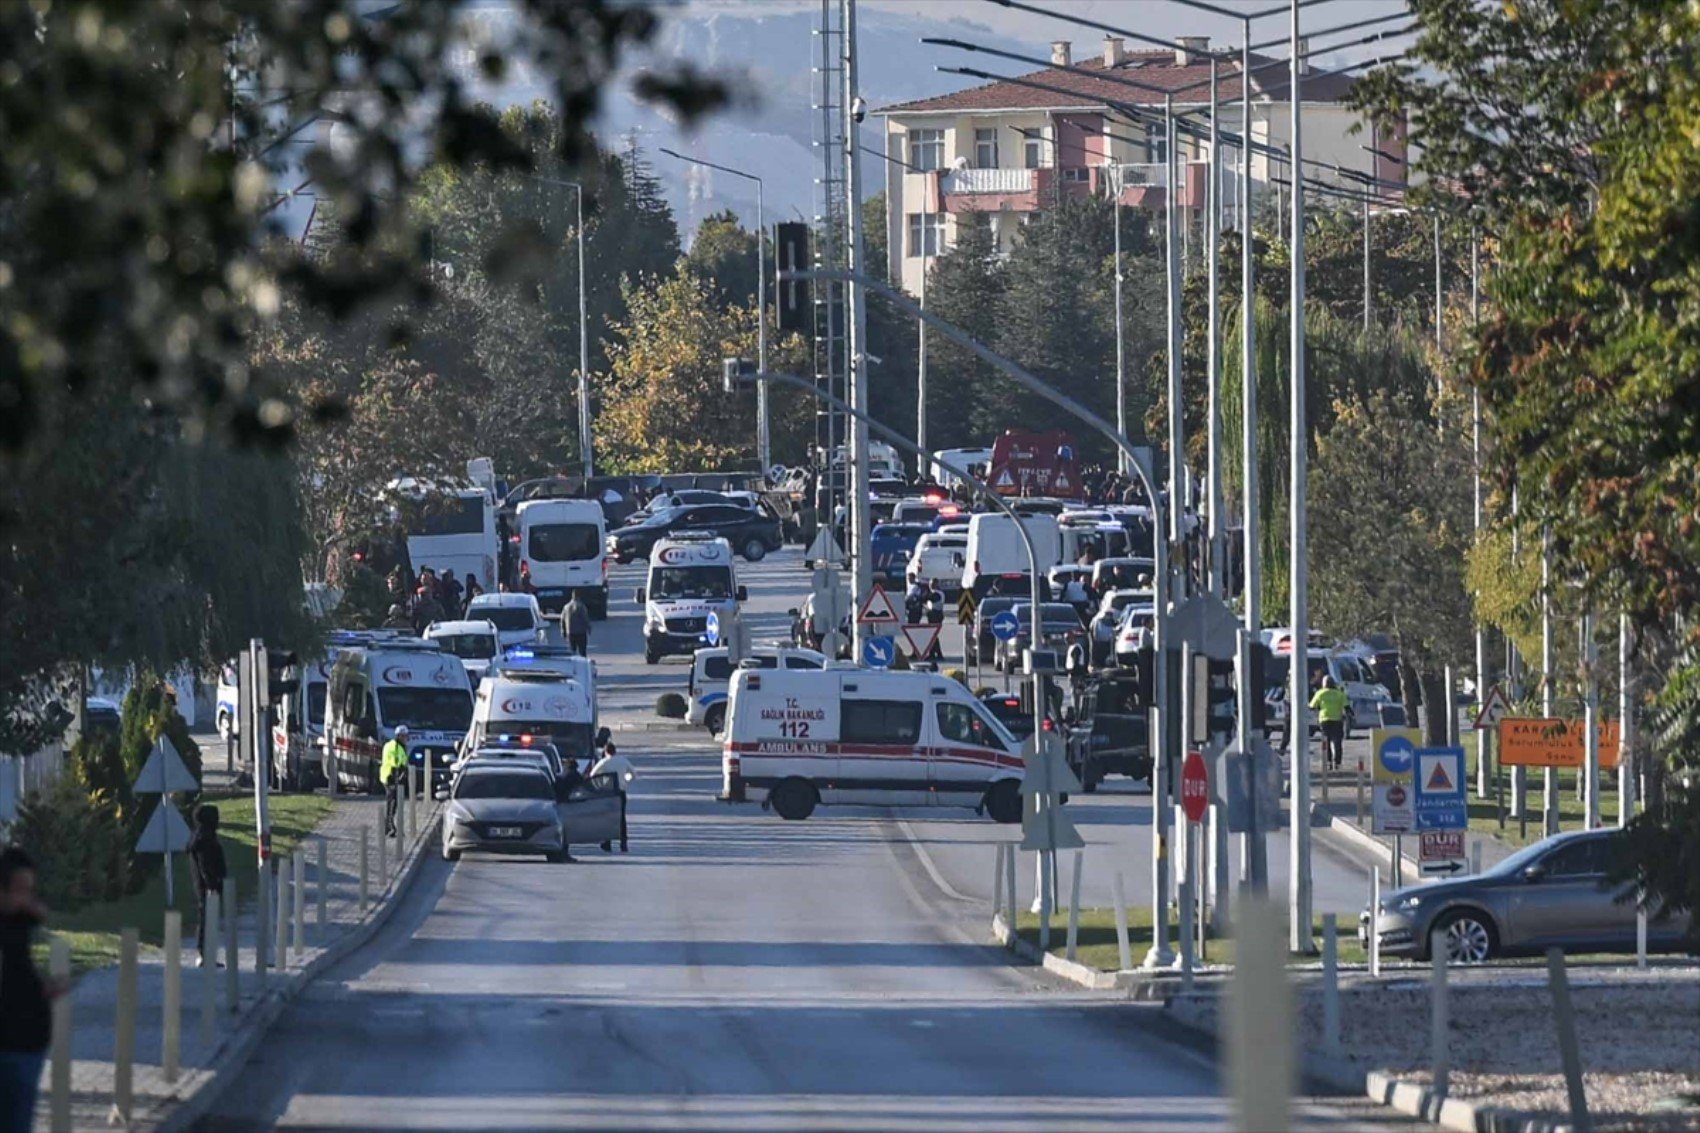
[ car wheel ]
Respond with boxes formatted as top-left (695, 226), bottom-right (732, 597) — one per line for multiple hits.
top-left (546, 850), bottom-right (569, 864)
top-left (985, 779), bottom-right (1022, 824)
top-left (770, 778), bottom-right (817, 821)
top-left (741, 537), bottom-right (768, 562)
top-left (705, 703), bottom-right (727, 737)
top-left (1433, 908), bottom-right (1497, 964)
top-left (442, 846), bottom-right (460, 862)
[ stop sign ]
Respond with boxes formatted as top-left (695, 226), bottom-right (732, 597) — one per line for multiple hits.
top-left (1181, 749), bottom-right (1209, 823)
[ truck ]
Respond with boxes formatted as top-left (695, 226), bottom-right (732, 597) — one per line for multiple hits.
top-left (986, 429), bottom-right (1082, 499)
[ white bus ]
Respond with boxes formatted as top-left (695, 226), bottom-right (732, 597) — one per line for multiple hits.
top-left (387, 478), bottom-right (500, 594)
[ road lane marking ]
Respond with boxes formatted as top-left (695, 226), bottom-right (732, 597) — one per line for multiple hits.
top-left (892, 816), bottom-right (974, 904)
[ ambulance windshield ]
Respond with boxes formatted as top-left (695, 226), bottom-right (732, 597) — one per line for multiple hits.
top-left (651, 566), bottom-right (732, 600)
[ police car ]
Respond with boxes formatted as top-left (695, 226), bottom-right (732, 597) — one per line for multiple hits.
top-left (635, 532), bottom-right (747, 665)
top-left (686, 645), bottom-right (825, 735)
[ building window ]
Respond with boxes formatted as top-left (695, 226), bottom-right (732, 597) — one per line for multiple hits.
top-left (908, 128), bottom-right (945, 172)
top-left (974, 127), bottom-right (999, 169)
top-left (907, 213), bottom-right (945, 257)
top-left (1024, 134), bottom-right (1044, 169)
top-left (1060, 166), bottom-right (1090, 183)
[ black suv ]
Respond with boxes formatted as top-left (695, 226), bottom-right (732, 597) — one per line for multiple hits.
top-left (609, 503), bottom-right (783, 563)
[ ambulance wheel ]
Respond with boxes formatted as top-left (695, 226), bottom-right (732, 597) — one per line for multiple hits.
top-left (985, 779), bottom-right (1022, 824)
top-left (771, 779), bottom-right (817, 821)
top-left (705, 703), bottom-right (727, 737)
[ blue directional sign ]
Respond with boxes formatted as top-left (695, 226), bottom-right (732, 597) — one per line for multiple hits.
top-left (989, 610), bottom-right (1021, 642)
top-left (1412, 745), bottom-right (1467, 831)
top-left (704, 611), bottom-right (722, 647)
top-left (862, 635), bottom-right (896, 669)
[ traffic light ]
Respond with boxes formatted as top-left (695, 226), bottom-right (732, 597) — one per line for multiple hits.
top-left (1192, 655), bottom-right (1237, 743)
top-left (775, 221), bottom-right (811, 334)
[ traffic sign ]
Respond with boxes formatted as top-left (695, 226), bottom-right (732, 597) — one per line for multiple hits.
top-left (133, 736), bottom-right (198, 795)
top-left (1498, 717), bottom-right (1621, 769)
top-left (861, 635), bottom-right (896, 669)
top-left (1473, 686), bottom-right (1511, 730)
top-left (1371, 727), bottom-right (1419, 835)
top-left (704, 611), bottom-right (722, 647)
top-left (957, 589), bottom-right (978, 626)
top-left (989, 610), bottom-right (1020, 642)
top-left (1413, 745), bottom-right (1467, 831)
top-left (856, 583), bottom-right (901, 627)
top-left (901, 622), bottom-right (942, 660)
top-left (1020, 732), bottom-right (1083, 852)
top-left (135, 802), bottom-right (192, 854)
top-left (1180, 749), bottom-right (1209, 823)
top-left (1419, 830), bottom-right (1467, 876)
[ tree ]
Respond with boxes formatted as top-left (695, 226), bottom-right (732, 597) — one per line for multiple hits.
top-left (1309, 392), bottom-right (1474, 739)
top-left (685, 210), bottom-right (761, 306)
top-left (916, 214), bottom-right (1006, 452)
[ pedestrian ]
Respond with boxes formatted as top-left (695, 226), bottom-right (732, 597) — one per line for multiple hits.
top-left (186, 805), bottom-right (227, 967)
top-left (561, 590), bottom-right (591, 657)
top-left (410, 585), bottom-right (444, 635)
top-left (517, 562), bottom-right (536, 595)
top-left (590, 742), bottom-right (635, 853)
top-left (1310, 676), bottom-right (1349, 771)
top-left (382, 603), bottom-right (411, 630)
top-left (0, 845), bottom-right (59, 1132)
top-left (381, 725), bottom-right (410, 836)
top-left (438, 568), bottom-right (463, 614)
top-left (462, 573), bottom-right (484, 614)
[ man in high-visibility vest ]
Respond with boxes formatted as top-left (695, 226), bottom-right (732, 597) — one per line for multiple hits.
top-left (381, 725), bottom-right (410, 837)
top-left (1309, 677), bottom-right (1349, 772)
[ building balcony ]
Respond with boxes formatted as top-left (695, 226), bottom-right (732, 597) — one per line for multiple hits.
top-left (936, 166), bottom-right (1043, 214)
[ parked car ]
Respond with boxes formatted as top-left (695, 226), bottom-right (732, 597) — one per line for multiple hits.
top-left (966, 596), bottom-right (1020, 668)
top-left (994, 602), bottom-right (1086, 674)
top-left (1065, 672), bottom-right (1151, 792)
top-left (608, 503), bottom-right (783, 563)
top-left (1089, 588), bottom-right (1153, 667)
top-left (1359, 829), bottom-right (1692, 963)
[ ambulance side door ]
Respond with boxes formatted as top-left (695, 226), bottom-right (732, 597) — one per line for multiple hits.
top-left (834, 686), bottom-right (926, 807)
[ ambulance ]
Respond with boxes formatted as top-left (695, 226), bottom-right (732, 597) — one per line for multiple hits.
top-left (324, 638), bottom-right (475, 794)
top-left (466, 656), bottom-right (602, 765)
top-left (635, 532), bottom-right (747, 665)
top-left (719, 668), bottom-right (1025, 822)
top-left (269, 652), bottom-right (336, 790)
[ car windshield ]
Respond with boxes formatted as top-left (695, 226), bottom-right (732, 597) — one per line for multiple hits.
top-left (453, 771), bottom-right (553, 801)
top-left (377, 688), bottom-right (472, 731)
top-left (637, 506), bottom-right (685, 527)
top-left (1013, 603), bottom-right (1082, 623)
top-left (434, 633), bottom-right (496, 660)
top-left (652, 566), bottom-right (732, 600)
top-left (474, 607), bottom-right (535, 632)
top-left (528, 523), bottom-right (600, 562)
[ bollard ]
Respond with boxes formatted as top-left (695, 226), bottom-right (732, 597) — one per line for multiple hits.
top-left (1636, 903), bottom-right (1648, 970)
top-left (274, 859), bottom-right (290, 972)
top-left (1037, 849), bottom-right (1052, 954)
top-left (316, 836), bottom-right (328, 942)
top-left (1369, 868), bottom-right (1382, 978)
top-left (992, 843), bottom-right (1004, 920)
top-left (1356, 760), bottom-right (1366, 825)
top-left (1065, 849), bottom-right (1084, 963)
top-left (1177, 879), bottom-right (1195, 988)
top-left (1226, 899), bottom-right (1293, 1133)
top-left (1546, 948), bottom-right (1594, 1133)
top-left (114, 927), bottom-right (138, 1123)
top-left (1321, 914), bottom-right (1341, 1057)
top-left (360, 828), bottom-right (370, 913)
top-left (377, 816), bottom-right (388, 880)
top-left (223, 877), bottom-right (239, 1010)
top-left (257, 863), bottom-right (270, 985)
top-left (202, 891), bottom-right (219, 1044)
top-left (293, 851), bottom-right (306, 958)
top-left (50, 936), bottom-right (70, 1133)
top-left (1003, 841), bottom-right (1017, 935)
top-left (1470, 840), bottom-right (1483, 876)
top-left (1112, 871), bottom-right (1133, 972)
top-left (163, 909), bottom-right (182, 1083)
top-left (408, 772), bottom-right (419, 840)
top-left (1430, 928), bottom-right (1451, 1099)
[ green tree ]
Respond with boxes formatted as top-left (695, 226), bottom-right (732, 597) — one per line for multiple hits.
top-left (685, 210), bottom-right (761, 306)
top-left (918, 214), bottom-right (1006, 452)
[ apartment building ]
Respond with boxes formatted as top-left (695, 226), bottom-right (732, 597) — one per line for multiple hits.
top-left (875, 36), bottom-right (1407, 294)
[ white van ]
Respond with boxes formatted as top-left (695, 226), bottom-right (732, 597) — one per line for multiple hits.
top-left (466, 665), bottom-right (601, 765)
top-left (963, 512), bottom-right (1061, 597)
top-left (720, 668), bottom-right (1025, 822)
top-left (423, 619), bottom-right (500, 685)
top-left (466, 592), bottom-right (549, 652)
top-left (687, 645), bottom-right (826, 734)
top-left (516, 498), bottom-right (608, 618)
top-left (1058, 513), bottom-right (1131, 564)
top-left (270, 654), bottom-right (334, 790)
top-left (325, 639), bottom-right (475, 794)
top-left (906, 531), bottom-right (967, 592)
top-left (636, 532), bottom-right (746, 665)
top-left (930, 446), bottom-right (994, 487)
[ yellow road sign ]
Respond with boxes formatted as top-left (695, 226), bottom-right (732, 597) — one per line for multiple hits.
top-left (957, 589), bottom-right (978, 626)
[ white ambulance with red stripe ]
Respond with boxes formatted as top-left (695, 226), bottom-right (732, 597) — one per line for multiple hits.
top-left (720, 668), bottom-right (1024, 823)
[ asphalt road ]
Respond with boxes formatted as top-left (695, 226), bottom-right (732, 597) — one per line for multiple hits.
top-left (203, 548), bottom-right (1419, 1131)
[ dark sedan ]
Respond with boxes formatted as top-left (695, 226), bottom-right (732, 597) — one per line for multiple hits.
top-left (608, 504), bottom-right (782, 563)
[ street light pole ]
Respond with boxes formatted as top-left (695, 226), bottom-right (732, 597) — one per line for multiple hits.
top-left (1206, 58), bottom-right (1224, 600)
top-left (1238, 15), bottom-right (1267, 893)
top-left (1287, 0), bottom-right (1315, 953)
top-left (842, 0), bottom-right (873, 658)
top-left (1165, 94), bottom-right (1184, 556)
top-left (660, 149), bottom-right (771, 471)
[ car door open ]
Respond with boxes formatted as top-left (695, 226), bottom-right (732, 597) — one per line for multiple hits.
top-left (559, 773), bottom-right (624, 847)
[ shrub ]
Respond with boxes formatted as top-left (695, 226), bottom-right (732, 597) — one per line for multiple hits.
top-left (11, 771), bottom-right (128, 910)
top-left (655, 693), bottom-right (688, 719)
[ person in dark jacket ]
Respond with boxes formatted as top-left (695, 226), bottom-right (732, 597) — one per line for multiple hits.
top-left (186, 805), bottom-right (228, 966)
top-left (561, 591), bottom-right (591, 657)
top-left (0, 846), bottom-right (57, 1131)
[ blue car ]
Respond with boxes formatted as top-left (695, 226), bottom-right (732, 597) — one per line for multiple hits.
top-left (869, 522), bottom-right (932, 585)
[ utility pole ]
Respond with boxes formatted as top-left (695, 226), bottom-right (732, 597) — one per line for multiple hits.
top-left (1113, 167), bottom-right (1127, 477)
top-left (1287, 0), bottom-right (1315, 953)
top-left (1542, 527), bottom-right (1557, 835)
top-left (575, 183), bottom-right (592, 481)
top-left (1362, 197), bottom-right (1372, 331)
top-left (1618, 613), bottom-right (1634, 826)
top-left (1237, 15), bottom-right (1267, 893)
top-left (841, 0), bottom-right (872, 654)
top-left (1206, 58), bottom-right (1224, 598)
top-left (1582, 609), bottom-right (1600, 829)
top-left (1471, 232), bottom-right (1487, 797)
top-left (1164, 94), bottom-right (1184, 557)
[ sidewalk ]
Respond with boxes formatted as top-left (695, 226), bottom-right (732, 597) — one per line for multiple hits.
top-left (35, 792), bottom-right (439, 1133)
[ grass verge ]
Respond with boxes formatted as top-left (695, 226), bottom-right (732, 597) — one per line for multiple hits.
top-left (38, 792), bottom-right (334, 976)
top-left (1012, 906), bottom-right (1368, 972)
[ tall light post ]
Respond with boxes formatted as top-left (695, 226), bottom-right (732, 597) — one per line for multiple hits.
top-left (841, 0), bottom-right (873, 656)
top-left (527, 175), bottom-right (592, 480)
top-left (660, 148), bottom-right (770, 471)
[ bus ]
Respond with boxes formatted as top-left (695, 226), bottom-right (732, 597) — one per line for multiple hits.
top-left (387, 478), bottom-right (499, 593)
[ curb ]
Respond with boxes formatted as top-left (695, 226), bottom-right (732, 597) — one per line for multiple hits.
top-left (1314, 805), bottom-right (1423, 879)
top-left (609, 720), bottom-right (698, 734)
top-left (1364, 1070), bottom-right (1572, 1133)
top-left (989, 912), bottom-right (1193, 999)
top-left (148, 811), bottom-right (443, 1133)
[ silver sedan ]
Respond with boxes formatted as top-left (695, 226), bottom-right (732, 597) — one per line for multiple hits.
top-left (438, 765), bottom-right (567, 863)
top-left (1360, 828), bottom-right (1691, 963)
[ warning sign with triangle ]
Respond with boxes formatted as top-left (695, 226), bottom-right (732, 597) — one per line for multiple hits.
top-left (994, 468), bottom-right (1015, 489)
top-left (1426, 760), bottom-right (1453, 792)
top-left (1054, 470), bottom-right (1071, 492)
top-left (134, 802), bottom-right (192, 854)
top-left (855, 583), bottom-right (901, 626)
top-left (1473, 686), bottom-right (1511, 730)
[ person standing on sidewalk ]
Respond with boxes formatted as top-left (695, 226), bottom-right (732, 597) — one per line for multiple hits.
top-left (382, 725), bottom-right (410, 837)
top-left (1309, 676), bottom-right (1349, 771)
top-left (186, 805), bottom-right (227, 967)
top-left (561, 590), bottom-right (591, 657)
top-left (0, 846), bottom-right (60, 1132)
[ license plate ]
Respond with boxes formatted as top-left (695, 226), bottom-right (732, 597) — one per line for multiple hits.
top-left (537, 588), bottom-right (564, 598)
top-left (488, 826), bottom-right (522, 838)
